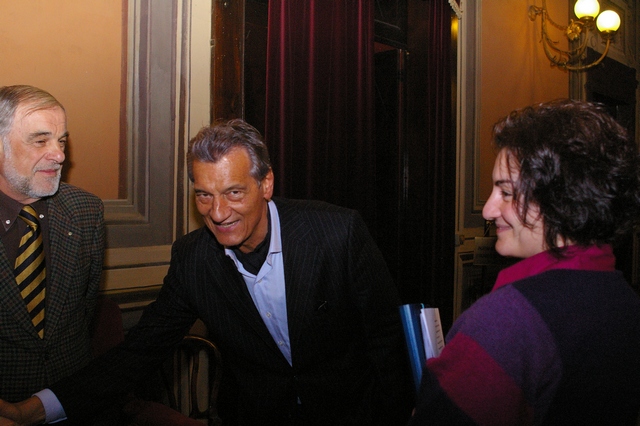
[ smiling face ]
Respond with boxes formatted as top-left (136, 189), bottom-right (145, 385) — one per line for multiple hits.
top-left (193, 148), bottom-right (274, 253)
top-left (0, 104), bottom-right (67, 204)
top-left (482, 149), bottom-right (546, 258)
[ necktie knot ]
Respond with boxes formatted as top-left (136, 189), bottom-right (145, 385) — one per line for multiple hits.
top-left (18, 205), bottom-right (39, 231)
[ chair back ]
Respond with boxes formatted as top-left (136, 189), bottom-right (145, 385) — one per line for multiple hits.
top-left (161, 335), bottom-right (223, 426)
top-left (90, 299), bottom-right (221, 426)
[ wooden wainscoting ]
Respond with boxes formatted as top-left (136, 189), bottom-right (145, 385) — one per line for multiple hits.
top-left (100, 246), bottom-right (172, 330)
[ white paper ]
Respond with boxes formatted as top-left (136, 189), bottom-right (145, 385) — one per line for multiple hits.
top-left (420, 307), bottom-right (445, 359)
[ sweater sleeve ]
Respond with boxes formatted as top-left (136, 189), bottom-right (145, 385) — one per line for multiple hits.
top-left (409, 285), bottom-right (561, 426)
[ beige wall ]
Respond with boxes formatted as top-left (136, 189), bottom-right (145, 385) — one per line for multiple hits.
top-left (454, 0), bottom-right (572, 318)
top-left (1, 0), bottom-right (211, 303)
top-left (0, 0), bottom-right (124, 199)
top-left (477, 0), bottom-right (569, 200)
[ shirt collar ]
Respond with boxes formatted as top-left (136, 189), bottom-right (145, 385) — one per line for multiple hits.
top-left (493, 244), bottom-right (616, 291)
top-left (0, 190), bottom-right (47, 232)
top-left (266, 200), bottom-right (283, 255)
top-left (0, 190), bottom-right (24, 230)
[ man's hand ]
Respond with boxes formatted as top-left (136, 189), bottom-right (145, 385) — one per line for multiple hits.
top-left (0, 397), bottom-right (46, 426)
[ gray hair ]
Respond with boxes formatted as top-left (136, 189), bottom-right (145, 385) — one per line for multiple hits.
top-left (187, 118), bottom-right (272, 184)
top-left (0, 85), bottom-right (65, 141)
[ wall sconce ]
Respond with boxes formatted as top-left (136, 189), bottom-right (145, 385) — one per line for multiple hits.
top-left (529, 0), bottom-right (621, 71)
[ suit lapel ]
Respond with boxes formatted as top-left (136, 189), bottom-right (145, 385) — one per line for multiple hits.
top-left (200, 230), bottom-right (284, 356)
top-left (43, 195), bottom-right (82, 341)
top-left (276, 199), bottom-right (323, 350)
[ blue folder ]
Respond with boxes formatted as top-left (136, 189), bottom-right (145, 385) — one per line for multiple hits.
top-left (398, 303), bottom-right (427, 397)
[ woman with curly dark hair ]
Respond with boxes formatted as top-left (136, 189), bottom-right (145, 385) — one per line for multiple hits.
top-left (410, 99), bottom-right (640, 425)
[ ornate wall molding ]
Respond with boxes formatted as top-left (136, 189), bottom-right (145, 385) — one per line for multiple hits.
top-left (448, 0), bottom-right (462, 19)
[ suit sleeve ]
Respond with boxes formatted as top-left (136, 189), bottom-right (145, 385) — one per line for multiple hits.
top-left (408, 285), bottom-right (559, 425)
top-left (49, 238), bottom-right (198, 425)
top-left (347, 211), bottom-right (413, 424)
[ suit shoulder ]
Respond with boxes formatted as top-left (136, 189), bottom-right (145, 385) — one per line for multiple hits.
top-left (55, 183), bottom-right (103, 207)
top-left (273, 198), bottom-right (365, 241)
top-left (172, 227), bottom-right (221, 255)
top-left (48, 183), bottom-right (104, 222)
top-left (274, 197), bottom-right (357, 219)
top-left (174, 227), bottom-right (204, 245)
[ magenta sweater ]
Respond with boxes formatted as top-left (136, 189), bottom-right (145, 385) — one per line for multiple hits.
top-left (409, 245), bottom-right (640, 425)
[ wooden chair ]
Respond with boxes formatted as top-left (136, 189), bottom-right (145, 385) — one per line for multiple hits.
top-left (159, 335), bottom-right (223, 426)
top-left (91, 297), bottom-right (223, 426)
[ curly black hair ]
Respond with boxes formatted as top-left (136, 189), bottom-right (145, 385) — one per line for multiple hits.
top-left (492, 98), bottom-right (640, 255)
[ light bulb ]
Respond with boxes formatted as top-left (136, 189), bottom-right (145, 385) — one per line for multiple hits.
top-left (574, 0), bottom-right (600, 19)
top-left (596, 10), bottom-right (621, 32)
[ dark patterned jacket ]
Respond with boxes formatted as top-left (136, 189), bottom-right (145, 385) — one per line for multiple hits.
top-left (0, 183), bottom-right (105, 401)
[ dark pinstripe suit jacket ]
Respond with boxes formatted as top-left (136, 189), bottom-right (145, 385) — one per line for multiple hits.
top-left (53, 198), bottom-right (412, 425)
top-left (0, 183), bottom-right (105, 402)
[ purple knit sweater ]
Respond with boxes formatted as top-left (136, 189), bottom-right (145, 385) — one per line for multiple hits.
top-left (409, 245), bottom-right (640, 425)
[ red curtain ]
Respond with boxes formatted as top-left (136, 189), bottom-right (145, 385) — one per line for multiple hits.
top-left (264, 0), bottom-right (375, 221)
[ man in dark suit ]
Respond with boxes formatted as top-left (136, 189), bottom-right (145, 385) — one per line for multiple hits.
top-left (0, 86), bottom-right (105, 402)
top-left (0, 119), bottom-right (411, 425)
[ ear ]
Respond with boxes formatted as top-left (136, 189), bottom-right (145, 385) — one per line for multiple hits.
top-left (261, 169), bottom-right (274, 201)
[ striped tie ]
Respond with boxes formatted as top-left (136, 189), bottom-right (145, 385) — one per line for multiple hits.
top-left (14, 205), bottom-right (46, 339)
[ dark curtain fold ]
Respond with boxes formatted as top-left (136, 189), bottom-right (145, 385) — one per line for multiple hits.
top-left (422, 0), bottom-right (455, 326)
top-left (264, 0), bottom-right (376, 225)
top-left (263, 0), bottom-right (456, 323)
